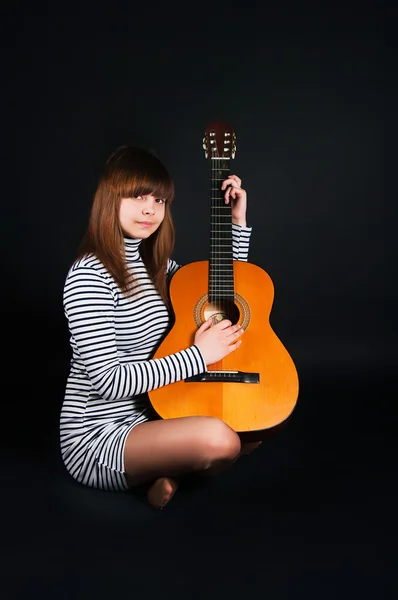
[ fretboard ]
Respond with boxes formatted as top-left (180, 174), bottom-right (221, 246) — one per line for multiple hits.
top-left (209, 158), bottom-right (234, 302)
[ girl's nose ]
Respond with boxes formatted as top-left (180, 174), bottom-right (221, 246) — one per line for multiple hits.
top-left (143, 200), bottom-right (155, 215)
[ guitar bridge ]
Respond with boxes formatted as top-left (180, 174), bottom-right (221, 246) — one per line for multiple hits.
top-left (185, 370), bottom-right (259, 384)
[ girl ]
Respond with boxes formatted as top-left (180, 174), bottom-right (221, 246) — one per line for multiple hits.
top-left (60, 145), bottom-right (260, 509)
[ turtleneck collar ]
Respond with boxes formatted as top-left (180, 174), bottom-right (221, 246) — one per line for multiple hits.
top-left (123, 236), bottom-right (143, 262)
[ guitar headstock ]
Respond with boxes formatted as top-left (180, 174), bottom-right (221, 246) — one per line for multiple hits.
top-left (203, 121), bottom-right (236, 160)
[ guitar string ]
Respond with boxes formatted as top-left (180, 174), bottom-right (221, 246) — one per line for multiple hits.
top-left (210, 146), bottom-right (232, 315)
top-left (214, 154), bottom-right (220, 310)
top-left (213, 155), bottom-right (219, 312)
top-left (213, 153), bottom-right (230, 315)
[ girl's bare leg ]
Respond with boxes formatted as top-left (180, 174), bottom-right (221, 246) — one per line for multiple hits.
top-left (124, 416), bottom-right (242, 508)
top-left (200, 441), bottom-right (262, 476)
top-left (144, 441), bottom-right (263, 506)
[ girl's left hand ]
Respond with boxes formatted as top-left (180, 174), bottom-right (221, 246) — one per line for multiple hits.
top-left (221, 175), bottom-right (247, 227)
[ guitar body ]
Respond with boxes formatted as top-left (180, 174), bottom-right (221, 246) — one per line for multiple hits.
top-left (148, 121), bottom-right (299, 438)
top-left (149, 259), bottom-right (299, 435)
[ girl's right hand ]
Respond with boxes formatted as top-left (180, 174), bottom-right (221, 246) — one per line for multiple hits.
top-left (194, 318), bottom-right (244, 365)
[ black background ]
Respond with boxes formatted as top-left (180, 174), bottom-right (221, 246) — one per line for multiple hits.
top-left (3, 1), bottom-right (396, 598)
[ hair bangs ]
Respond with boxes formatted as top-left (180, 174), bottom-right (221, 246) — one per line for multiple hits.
top-left (120, 175), bottom-right (173, 203)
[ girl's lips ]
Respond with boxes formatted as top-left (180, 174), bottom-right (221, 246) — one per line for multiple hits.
top-left (138, 222), bottom-right (153, 227)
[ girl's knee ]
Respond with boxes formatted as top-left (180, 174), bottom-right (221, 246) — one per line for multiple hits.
top-left (202, 417), bottom-right (241, 465)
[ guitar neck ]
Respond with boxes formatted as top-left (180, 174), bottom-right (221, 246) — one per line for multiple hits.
top-left (209, 158), bottom-right (234, 303)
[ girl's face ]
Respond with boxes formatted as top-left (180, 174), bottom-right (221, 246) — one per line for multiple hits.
top-left (119, 194), bottom-right (166, 239)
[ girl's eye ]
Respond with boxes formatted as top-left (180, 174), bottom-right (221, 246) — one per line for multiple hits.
top-left (133, 196), bottom-right (164, 203)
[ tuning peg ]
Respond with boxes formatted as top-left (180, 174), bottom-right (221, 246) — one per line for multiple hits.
top-left (202, 136), bottom-right (209, 158)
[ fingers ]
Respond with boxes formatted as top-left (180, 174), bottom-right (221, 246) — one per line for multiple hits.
top-left (199, 319), bottom-right (244, 343)
top-left (198, 318), bottom-right (214, 332)
top-left (224, 184), bottom-right (241, 203)
top-left (221, 175), bottom-right (241, 190)
top-left (226, 338), bottom-right (243, 354)
top-left (195, 318), bottom-right (244, 363)
top-left (221, 175), bottom-right (245, 205)
top-left (216, 319), bottom-right (232, 330)
top-left (220, 322), bottom-right (244, 346)
top-left (201, 319), bottom-right (243, 332)
top-left (199, 318), bottom-right (234, 331)
top-left (230, 175), bottom-right (241, 187)
top-left (227, 322), bottom-right (243, 334)
top-left (228, 325), bottom-right (244, 343)
top-left (215, 321), bottom-right (243, 335)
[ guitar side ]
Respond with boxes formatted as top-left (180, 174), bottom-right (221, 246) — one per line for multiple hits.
top-left (148, 260), bottom-right (299, 434)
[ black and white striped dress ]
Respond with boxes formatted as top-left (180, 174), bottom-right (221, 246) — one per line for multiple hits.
top-left (60, 223), bottom-right (252, 491)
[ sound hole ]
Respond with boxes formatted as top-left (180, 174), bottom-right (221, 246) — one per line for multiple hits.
top-left (194, 292), bottom-right (250, 330)
top-left (204, 300), bottom-right (241, 326)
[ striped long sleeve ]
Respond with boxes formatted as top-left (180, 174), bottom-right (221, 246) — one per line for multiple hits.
top-left (64, 268), bottom-right (206, 402)
top-left (232, 223), bottom-right (251, 261)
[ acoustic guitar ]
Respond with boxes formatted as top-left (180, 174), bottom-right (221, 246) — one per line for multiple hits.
top-left (149, 121), bottom-right (299, 439)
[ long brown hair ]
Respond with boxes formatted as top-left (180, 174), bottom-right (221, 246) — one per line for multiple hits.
top-left (77, 145), bottom-right (175, 304)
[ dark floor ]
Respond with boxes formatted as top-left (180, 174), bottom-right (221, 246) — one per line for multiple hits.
top-left (2, 367), bottom-right (397, 599)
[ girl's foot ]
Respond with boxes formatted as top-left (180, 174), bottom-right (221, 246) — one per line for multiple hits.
top-left (147, 477), bottom-right (179, 509)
